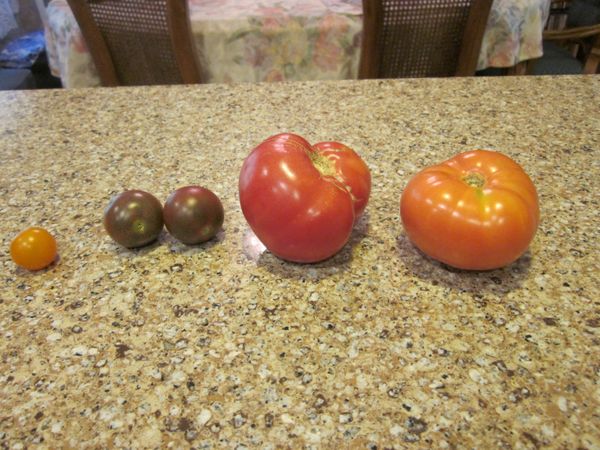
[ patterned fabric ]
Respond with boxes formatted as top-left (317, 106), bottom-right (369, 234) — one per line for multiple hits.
top-left (479, 0), bottom-right (551, 69)
top-left (45, 0), bottom-right (363, 87)
top-left (45, 0), bottom-right (550, 88)
top-left (187, 0), bottom-right (363, 83)
top-left (0, 30), bottom-right (45, 68)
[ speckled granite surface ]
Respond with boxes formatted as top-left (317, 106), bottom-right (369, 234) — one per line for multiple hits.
top-left (0, 76), bottom-right (599, 449)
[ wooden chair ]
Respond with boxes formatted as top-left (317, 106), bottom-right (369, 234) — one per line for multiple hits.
top-left (529, 0), bottom-right (600, 74)
top-left (359, 0), bottom-right (494, 78)
top-left (546, 0), bottom-right (574, 31)
top-left (529, 24), bottom-right (600, 74)
top-left (66, 0), bottom-right (204, 86)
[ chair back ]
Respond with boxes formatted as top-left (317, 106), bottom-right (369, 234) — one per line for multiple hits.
top-left (359, 0), bottom-right (493, 78)
top-left (67, 0), bottom-right (204, 86)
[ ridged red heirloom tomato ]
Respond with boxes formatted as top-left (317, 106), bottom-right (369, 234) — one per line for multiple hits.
top-left (10, 227), bottom-right (57, 271)
top-left (400, 150), bottom-right (539, 270)
top-left (239, 133), bottom-right (371, 263)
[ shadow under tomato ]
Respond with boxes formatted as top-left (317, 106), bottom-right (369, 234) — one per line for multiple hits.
top-left (395, 232), bottom-right (532, 295)
top-left (163, 229), bottom-right (226, 254)
top-left (13, 254), bottom-right (61, 275)
top-left (250, 212), bottom-right (370, 282)
top-left (110, 230), bottom-right (165, 257)
top-left (109, 228), bottom-right (226, 257)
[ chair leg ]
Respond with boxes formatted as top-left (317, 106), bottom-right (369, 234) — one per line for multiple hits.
top-left (506, 61), bottom-right (529, 75)
top-left (583, 50), bottom-right (600, 74)
top-left (584, 39), bottom-right (600, 74)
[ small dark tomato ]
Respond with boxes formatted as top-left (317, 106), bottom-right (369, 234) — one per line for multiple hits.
top-left (103, 190), bottom-right (163, 248)
top-left (163, 186), bottom-right (224, 245)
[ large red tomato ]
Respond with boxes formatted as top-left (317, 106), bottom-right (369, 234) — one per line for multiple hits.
top-left (400, 150), bottom-right (539, 270)
top-left (239, 133), bottom-right (371, 263)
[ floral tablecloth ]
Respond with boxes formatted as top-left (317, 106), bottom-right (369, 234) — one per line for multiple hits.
top-left (45, 0), bottom-right (550, 88)
top-left (45, 0), bottom-right (364, 87)
top-left (481, 0), bottom-right (551, 69)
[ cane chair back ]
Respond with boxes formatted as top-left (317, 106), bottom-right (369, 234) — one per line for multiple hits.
top-left (67, 0), bottom-right (204, 86)
top-left (359, 0), bottom-right (493, 78)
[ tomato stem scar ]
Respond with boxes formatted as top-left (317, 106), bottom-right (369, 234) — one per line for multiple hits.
top-left (308, 149), bottom-right (356, 199)
top-left (463, 172), bottom-right (485, 188)
top-left (309, 150), bottom-right (337, 178)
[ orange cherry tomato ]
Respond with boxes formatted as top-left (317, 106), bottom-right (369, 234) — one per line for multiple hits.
top-left (10, 227), bottom-right (58, 271)
top-left (400, 150), bottom-right (539, 270)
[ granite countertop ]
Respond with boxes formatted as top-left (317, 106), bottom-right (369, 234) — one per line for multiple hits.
top-left (0, 76), bottom-right (598, 449)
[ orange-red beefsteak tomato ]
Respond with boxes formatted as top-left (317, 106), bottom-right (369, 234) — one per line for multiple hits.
top-left (239, 133), bottom-right (371, 263)
top-left (400, 150), bottom-right (539, 270)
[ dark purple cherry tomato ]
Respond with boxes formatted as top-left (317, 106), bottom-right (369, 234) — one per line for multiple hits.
top-left (163, 186), bottom-right (224, 245)
top-left (103, 190), bottom-right (163, 248)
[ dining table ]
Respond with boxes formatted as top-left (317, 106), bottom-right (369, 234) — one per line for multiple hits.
top-left (44, 0), bottom-right (552, 88)
top-left (1, 75), bottom-right (599, 448)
